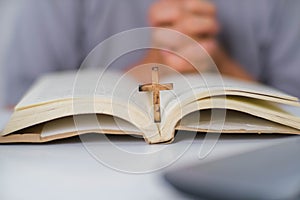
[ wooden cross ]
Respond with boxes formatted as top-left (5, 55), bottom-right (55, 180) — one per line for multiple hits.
top-left (139, 67), bottom-right (173, 123)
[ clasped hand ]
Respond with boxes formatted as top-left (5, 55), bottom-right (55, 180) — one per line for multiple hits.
top-left (149, 0), bottom-right (219, 73)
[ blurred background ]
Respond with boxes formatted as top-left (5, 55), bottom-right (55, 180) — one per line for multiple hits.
top-left (0, 1), bottom-right (19, 107)
top-left (1, 1), bottom-right (300, 108)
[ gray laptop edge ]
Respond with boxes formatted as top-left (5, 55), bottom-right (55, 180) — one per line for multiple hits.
top-left (164, 137), bottom-right (300, 200)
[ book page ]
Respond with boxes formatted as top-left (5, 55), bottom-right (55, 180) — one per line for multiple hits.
top-left (41, 114), bottom-right (141, 138)
top-left (16, 70), bottom-right (151, 112)
top-left (2, 70), bottom-right (157, 138)
top-left (159, 73), bottom-right (299, 119)
top-left (161, 73), bottom-right (298, 103)
top-left (177, 109), bottom-right (300, 133)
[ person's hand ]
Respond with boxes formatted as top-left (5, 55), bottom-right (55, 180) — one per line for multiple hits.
top-left (128, 0), bottom-right (254, 82)
top-left (148, 0), bottom-right (220, 73)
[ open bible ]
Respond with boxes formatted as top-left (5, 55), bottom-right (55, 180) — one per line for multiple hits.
top-left (1, 69), bottom-right (300, 144)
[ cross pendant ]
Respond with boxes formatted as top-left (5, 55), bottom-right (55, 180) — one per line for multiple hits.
top-left (138, 67), bottom-right (173, 123)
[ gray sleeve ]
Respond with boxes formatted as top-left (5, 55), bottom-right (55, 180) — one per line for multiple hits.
top-left (211, 0), bottom-right (300, 98)
top-left (3, 0), bottom-right (83, 105)
top-left (263, 0), bottom-right (300, 98)
top-left (3, 0), bottom-right (154, 106)
top-left (81, 0), bottom-right (152, 71)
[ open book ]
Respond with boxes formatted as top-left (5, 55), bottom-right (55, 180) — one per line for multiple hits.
top-left (1, 69), bottom-right (300, 144)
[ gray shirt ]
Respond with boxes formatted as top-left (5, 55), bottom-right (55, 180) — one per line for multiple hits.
top-left (3, 0), bottom-right (300, 105)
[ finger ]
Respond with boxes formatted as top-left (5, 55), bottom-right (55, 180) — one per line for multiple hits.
top-left (149, 0), bottom-right (182, 26)
top-left (160, 41), bottom-right (215, 73)
top-left (152, 28), bottom-right (217, 55)
top-left (174, 15), bottom-right (219, 37)
top-left (199, 38), bottom-right (218, 56)
top-left (152, 28), bottom-right (191, 50)
top-left (162, 51), bottom-right (197, 73)
top-left (184, 0), bottom-right (216, 16)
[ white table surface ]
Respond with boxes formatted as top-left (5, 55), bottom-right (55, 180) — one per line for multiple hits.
top-left (1, 107), bottom-right (300, 200)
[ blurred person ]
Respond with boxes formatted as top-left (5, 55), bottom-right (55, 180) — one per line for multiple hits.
top-left (2, 0), bottom-right (300, 107)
